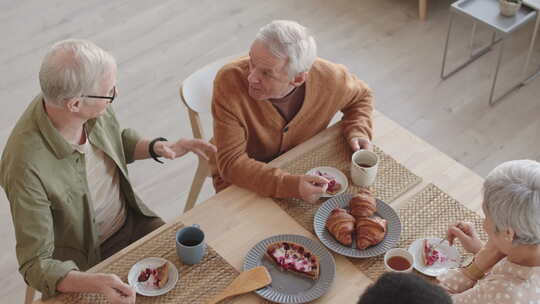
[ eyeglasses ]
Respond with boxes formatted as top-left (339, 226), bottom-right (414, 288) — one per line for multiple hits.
top-left (81, 86), bottom-right (116, 103)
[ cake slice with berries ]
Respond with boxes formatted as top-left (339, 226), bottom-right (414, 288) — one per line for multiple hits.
top-left (137, 262), bottom-right (169, 289)
top-left (265, 242), bottom-right (320, 280)
top-left (422, 239), bottom-right (447, 266)
top-left (315, 171), bottom-right (342, 195)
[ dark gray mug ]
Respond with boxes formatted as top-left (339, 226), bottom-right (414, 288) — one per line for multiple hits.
top-left (176, 224), bottom-right (206, 265)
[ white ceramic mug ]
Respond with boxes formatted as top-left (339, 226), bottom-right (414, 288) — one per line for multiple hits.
top-left (350, 150), bottom-right (378, 187)
top-left (384, 248), bottom-right (414, 273)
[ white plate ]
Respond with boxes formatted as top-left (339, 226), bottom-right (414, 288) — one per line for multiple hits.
top-left (408, 238), bottom-right (460, 277)
top-left (306, 166), bottom-right (348, 197)
top-left (127, 257), bottom-right (179, 296)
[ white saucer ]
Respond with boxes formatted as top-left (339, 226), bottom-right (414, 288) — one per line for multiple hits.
top-left (408, 237), bottom-right (460, 277)
top-left (306, 166), bottom-right (348, 197)
top-left (127, 257), bottom-right (179, 296)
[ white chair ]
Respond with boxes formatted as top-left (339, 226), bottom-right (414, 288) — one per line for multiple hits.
top-left (179, 55), bottom-right (238, 213)
top-left (25, 286), bottom-right (35, 304)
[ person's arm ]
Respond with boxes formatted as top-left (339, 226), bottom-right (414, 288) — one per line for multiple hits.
top-left (6, 167), bottom-right (135, 303)
top-left (337, 66), bottom-right (374, 151)
top-left (212, 93), bottom-right (300, 198)
top-left (132, 138), bottom-right (216, 161)
top-left (439, 270), bottom-right (511, 304)
top-left (438, 240), bottom-right (506, 303)
top-left (57, 271), bottom-right (135, 304)
top-left (6, 167), bottom-right (79, 299)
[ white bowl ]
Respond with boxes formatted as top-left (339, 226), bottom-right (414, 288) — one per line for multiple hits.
top-left (384, 248), bottom-right (414, 273)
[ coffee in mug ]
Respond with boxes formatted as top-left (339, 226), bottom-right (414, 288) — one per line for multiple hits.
top-left (350, 150), bottom-right (379, 187)
top-left (176, 224), bottom-right (206, 265)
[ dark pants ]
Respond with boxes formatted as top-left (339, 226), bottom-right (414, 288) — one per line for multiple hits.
top-left (100, 207), bottom-right (165, 260)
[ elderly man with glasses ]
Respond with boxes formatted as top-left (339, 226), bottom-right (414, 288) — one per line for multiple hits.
top-left (211, 20), bottom-right (373, 202)
top-left (0, 39), bottom-right (215, 303)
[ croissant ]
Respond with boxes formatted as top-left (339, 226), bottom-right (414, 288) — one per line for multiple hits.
top-left (350, 189), bottom-right (376, 218)
top-left (355, 216), bottom-right (387, 249)
top-left (326, 208), bottom-right (355, 246)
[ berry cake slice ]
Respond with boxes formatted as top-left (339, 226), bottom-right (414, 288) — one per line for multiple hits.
top-left (422, 239), bottom-right (447, 266)
top-left (265, 241), bottom-right (320, 280)
top-left (137, 262), bottom-right (169, 289)
top-left (315, 171), bottom-right (342, 195)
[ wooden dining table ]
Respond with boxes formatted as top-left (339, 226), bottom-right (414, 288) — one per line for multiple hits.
top-left (36, 109), bottom-right (485, 304)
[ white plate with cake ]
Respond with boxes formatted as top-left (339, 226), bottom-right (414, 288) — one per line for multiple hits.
top-left (313, 191), bottom-right (401, 258)
top-left (306, 166), bottom-right (348, 197)
top-left (128, 257), bottom-right (179, 296)
top-left (408, 237), bottom-right (460, 277)
top-left (243, 234), bottom-right (335, 304)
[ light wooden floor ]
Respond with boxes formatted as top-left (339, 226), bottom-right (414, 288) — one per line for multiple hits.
top-left (2, 0), bottom-right (540, 302)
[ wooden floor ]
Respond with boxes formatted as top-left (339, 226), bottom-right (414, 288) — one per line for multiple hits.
top-left (1, 0), bottom-right (540, 301)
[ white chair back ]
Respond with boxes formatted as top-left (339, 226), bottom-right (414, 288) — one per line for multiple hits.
top-left (179, 55), bottom-right (239, 212)
top-left (181, 55), bottom-right (240, 116)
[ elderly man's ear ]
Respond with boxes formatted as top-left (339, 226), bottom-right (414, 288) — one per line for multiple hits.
top-left (66, 98), bottom-right (82, 112)
top-left (291, 71), bottom-right (308, 87)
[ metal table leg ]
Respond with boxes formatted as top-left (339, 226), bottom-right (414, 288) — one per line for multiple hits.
top-left (522, 11), bottom-right (540, 84)
top-left (441, 13), bottom-right (502, 80)
top-left (488, 10), bottom-right (540, 105)
top-left (441, 12), bottom-right (455, 79)
top-left (470, 22), bottom-right (477, 56)
top-left (489, 38), bottom-right (506, 105)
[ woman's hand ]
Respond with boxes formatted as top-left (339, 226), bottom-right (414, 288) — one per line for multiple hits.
top-left (447, 221), bottom-right (484, 254)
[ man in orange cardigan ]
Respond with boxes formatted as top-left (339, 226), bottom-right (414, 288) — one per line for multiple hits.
top-left (211, 20), bottom-right (373, 203)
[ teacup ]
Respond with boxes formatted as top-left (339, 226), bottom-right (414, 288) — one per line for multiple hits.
top-left (176, 224), bottom-right (206, 265)
top-left (384, 248), bottom-right (414, 273)
top-left (350, 150), bottom-right (379, 187)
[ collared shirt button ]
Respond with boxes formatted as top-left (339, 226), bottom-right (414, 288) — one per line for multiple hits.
top-left (283, 126), bottom-right (289, 132)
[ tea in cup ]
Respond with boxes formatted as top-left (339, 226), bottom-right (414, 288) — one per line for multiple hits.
top-left (351, 150), bottom-right (379, 187)
top-left (384, 248), bottom-right (414, 273)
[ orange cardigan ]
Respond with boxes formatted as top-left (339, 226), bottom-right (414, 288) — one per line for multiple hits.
top-left (211, 57), bottom-right (373, 199)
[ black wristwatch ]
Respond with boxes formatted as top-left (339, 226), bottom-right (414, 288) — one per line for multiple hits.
top-left (149, 137), bottom-right (168, 164)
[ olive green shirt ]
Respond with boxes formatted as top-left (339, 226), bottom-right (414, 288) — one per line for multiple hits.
top-left (0, 95), bottom-right (157, 299)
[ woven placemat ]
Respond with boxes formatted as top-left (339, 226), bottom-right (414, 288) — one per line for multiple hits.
top-left (352, 183), bottom-right (488, 281)
top-left (273, 135), bottom-right (421, 233)
top-left (59, 222), bottom-right (239, 304)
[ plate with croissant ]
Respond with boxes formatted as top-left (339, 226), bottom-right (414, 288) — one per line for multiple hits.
top-left (127, 257), bottom-right (179, 296)
top-left (313, 189), bottom-right (401, 258)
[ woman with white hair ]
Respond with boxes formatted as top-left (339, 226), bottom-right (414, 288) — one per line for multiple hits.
top-left (438, 160), bottom-right (540, 303)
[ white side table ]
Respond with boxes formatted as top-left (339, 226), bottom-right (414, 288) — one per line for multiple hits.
top-left (440, 0), bottom-right (537, 105)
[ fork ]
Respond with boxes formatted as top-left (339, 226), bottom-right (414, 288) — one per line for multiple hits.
top-left (434, 237), bottom-right (449, 249)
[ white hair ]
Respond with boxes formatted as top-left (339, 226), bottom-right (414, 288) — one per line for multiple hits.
top-left (483, 160), bottom-right (540, 245)
top-left (39, 39), bottom-right (116, 106)
top-left (255, 20), bottom-right (317, 77)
